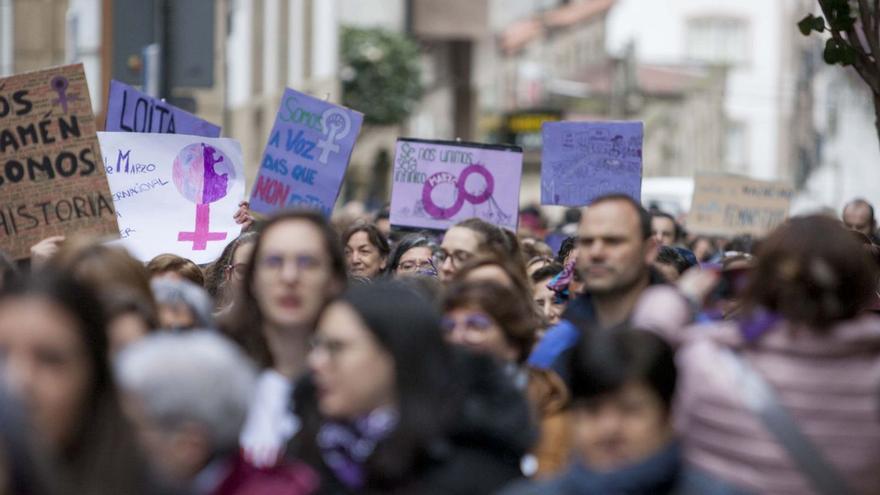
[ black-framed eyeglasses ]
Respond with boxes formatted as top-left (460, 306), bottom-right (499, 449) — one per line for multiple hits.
top-left (435, 249), bottom-right (474, 267)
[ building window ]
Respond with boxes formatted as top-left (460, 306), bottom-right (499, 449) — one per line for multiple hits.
top-left (685, 16), bottom-right (749, 66)
top-left (725, 120), bottom-right (748, 172)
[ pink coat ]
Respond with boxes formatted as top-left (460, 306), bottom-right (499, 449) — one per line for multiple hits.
top-left (633, 286), bottom-right (880, 495)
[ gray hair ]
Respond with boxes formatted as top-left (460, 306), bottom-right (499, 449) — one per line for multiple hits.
top-left (115, 331), bottom-right (257, 452)
top-left (150, 278), bottom-right (215, 329)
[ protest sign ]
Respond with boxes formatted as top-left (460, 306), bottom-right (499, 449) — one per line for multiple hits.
top-left (541, 121), bottom-right (643, 206)
top-left (98, 132), bottom-right (244, 264)
top-left (105, 80), bottom-right (221, 137)
top-left (249, 88), bottom-right (363, 217)
top-left (0, 64), bottom-right (119, 259)
top-left (389, 138), bottom-right (523, 231)
top-left (687, 174), bottom-right (793, 237)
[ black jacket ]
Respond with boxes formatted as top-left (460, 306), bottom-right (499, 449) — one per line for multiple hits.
top-left (290, 351), bottom-right (535, 495)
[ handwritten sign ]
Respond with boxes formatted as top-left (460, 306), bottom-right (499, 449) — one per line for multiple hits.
top-left (0, 64), bottom-right (119, 259)
top-left (687, 174), bottom-right (793, 237)
top-left (541, 121), bottom-right (643, 206)
top-left (249, 88), bottom-right (363, 217)
top-left (105, 80), bottom-right (221, 137)
top-left (389, 138), bottom-right (523, 231)
top-left (98, 132), bottom-right (244, 264)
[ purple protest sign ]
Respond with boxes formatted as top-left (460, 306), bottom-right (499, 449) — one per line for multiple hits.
top-left (249, 88), bottom-right (364, 217)
top-left (390, 138), bottom-right (523, 231)
top-left (541, 121), bottom-right (643, 206)
top-left (105, 80), bottom-right (221, 137)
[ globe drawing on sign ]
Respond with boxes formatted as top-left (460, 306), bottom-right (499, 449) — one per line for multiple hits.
top-left (172, 143), bottom-right (236, 250)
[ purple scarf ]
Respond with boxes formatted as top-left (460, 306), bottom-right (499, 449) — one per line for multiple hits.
top-left (317, 408), bottom-right (398, 490)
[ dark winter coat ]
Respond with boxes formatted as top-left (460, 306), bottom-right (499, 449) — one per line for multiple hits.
top-left (289, 351), bottom-right (536, 495)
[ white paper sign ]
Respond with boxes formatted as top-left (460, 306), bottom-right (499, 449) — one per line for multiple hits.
top-left (97, 132), bottom-right (245, 264)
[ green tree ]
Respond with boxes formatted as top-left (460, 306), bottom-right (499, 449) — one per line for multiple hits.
top-left (800, 0), bottom-right (880, 145)
top-left (341, 27), bottom-right (423, 126)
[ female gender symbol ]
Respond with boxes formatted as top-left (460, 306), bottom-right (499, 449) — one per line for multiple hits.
top-left (50, 76), bottom-right (79, 114)
top-left (173, 143), bottom-right (236, 250)
top-left (316, 107), bottom-right (353, 164)
top-left (421, 163), bottom-right (494, 220)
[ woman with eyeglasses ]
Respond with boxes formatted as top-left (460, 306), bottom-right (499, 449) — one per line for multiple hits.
top-left (206, 232), bottom-right (258, 313)
top-left (291, 281), bottom-right (534, 494)
top-left (438, 218), bottom-right (517, 282)
top-left (220, 210), bottom-right (346, 469)
top-left (442, 280), bottom-right (540, 387)
top-left (384, 233), bottom-right (440, 277)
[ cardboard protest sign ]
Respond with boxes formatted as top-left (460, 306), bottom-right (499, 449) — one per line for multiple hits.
top-left (249, 88), bottom-right (363, 217)
top-left (390, 138), bottom-right (523, 231)
top-left (105, 80), bottom-right (221, 137)
top-left (541, 121), bottom-right (643, 206)
top-left (98, 132), bottom-right (244, 264)
top-left (687, 174), bottom-right (793, 237)
top-left (0, 64), bottom-right (119, 259)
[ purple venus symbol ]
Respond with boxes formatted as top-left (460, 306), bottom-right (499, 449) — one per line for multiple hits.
top-left (172, 143), bottom-right (235, 250)
top-left (50, 76), bottom-right (79, 114)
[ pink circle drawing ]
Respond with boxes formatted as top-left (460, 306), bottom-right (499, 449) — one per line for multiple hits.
top-left (173, 143), bottom-right (235, 250)
top-left (457, 163), bottom-right (494, 203)
top-left (421, 163), bottom-right (495, 220)
top-left (422, 171), bottom-right (464, 219)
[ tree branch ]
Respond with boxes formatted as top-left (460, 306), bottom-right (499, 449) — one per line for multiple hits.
top-left (873, 0), bottom-right (880, 68)
top-left (875, 0), bottom-right (879, 29)
top-left (856, 0), bottom-right (880, 71)
top-left (831, 27), bottom-right (880, 92)
top-left (857, 0), bottom-right (875, 48)
top-left (818, 0), bottom-right (880, 93)
top-left (844, 24), bottom-right (880, 82)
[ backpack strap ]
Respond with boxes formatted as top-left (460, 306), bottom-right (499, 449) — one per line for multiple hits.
top-left (723, 349), bottom-right (853, 495)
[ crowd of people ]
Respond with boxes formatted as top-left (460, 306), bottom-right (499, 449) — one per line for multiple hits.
top-left (0, 194), bottom-right (878, 494)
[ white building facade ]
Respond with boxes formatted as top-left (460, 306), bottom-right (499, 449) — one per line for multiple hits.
top-left (606, 0), bottom-right (799, 181)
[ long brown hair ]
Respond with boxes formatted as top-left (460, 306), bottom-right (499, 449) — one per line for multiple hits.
top-left (205, 231), bottom-right (258, 308)
top-left (219, 210), bottom-right (347, 367)
top-left (1, 271), bottom-right (155, 495)
top-left (49, 236), bottom-right (157, 319)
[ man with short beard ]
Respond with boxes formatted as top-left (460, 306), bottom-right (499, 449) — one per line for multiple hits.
top-left (527, 194), bottom-right (662, 476)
